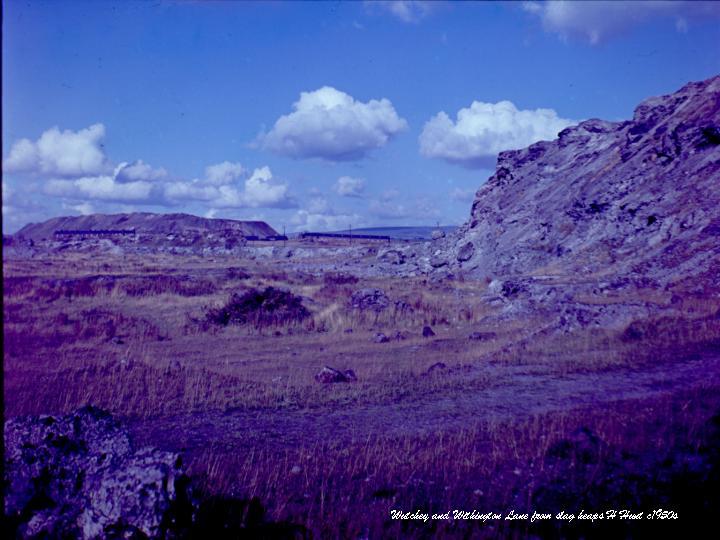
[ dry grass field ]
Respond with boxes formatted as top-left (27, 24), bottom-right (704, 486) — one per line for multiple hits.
top-left (4, 246), bottom-right (720, 538)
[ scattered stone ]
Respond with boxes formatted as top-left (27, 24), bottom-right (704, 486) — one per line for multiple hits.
top-left (457, 241), bottom-right (475, 262)
top-left (374, 333), bottom-right (390, 343)
top-left (429, 256), bottom-right (448, 268)
top-left (377, 249), bottom-right (406, 265)
top-left (422, 326), bottom-right (436, 338)
top-left (343, 369), bottom-right (358, 382)
top-left (314, 366), bottom-right (357, 383)
top-left (350, 288), bottom-right (390, 312)
top-left (468, 331), bottom-right (497, 341)
top-left (501, 280), bottom-right (528, 298)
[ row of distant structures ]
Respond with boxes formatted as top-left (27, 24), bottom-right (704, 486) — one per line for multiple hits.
top-left (52, 229), bottom-right (392, 242)
top-left (53, 229), bottom-right (289, 241)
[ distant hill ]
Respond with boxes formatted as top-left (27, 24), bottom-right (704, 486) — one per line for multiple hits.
top-left (14, 212), bottom-right (279, 241)
top-left (323, 226), bottom-right (459, 240)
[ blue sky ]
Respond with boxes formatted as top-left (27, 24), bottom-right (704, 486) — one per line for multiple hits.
top-left (3, 1), bottom-right (719, 233)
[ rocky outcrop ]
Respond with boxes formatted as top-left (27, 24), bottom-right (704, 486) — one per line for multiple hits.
top-left (4, 406), bottom-right (186, 539)
top-left (4, 406), bottom-right (306, 539)
top-left (444, 76), bottom-right (720, 287)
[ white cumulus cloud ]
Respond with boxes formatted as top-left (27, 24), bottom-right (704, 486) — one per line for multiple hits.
top-left (291, 209), bottom-right (363, 232)
top-left (115, 160), bottom-right (167, 183)
top-left (333, 176), bottom-right (366, 197)
top-left (369, 1), bottom-right (435, 23)
top-left (45, 166), bottom-right (156, 203)
top-left (4, 123), bottom-right (109, 177)
top-left (262, 86), bottom-right (407, 161)
top-left (164, 165), bottom-right (294, 209)
top-left (419, 100), bottom-right (575, 168)
top-left (204, 161), bottom-right (246, 185)
top-left (523, 0), bottom-right (720, 44)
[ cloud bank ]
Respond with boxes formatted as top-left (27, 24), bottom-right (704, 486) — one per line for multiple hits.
top-left (262, 87), bottom-right (407, 161)
top-left (369, 1), bottom-right (435, 23)
top-left (419, 100), bottom-right (575, 168)
top-left (333, 176), bottom-right (366, 197)
top-left (4, 124), bottom-right (109, 177)
top-left (523, 0), bottom-right (720, 44)
top-left (5, 124), bottom-right (296, 211)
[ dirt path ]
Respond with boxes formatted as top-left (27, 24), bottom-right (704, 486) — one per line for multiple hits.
top-left (128, 352), bottom-right (720, 454)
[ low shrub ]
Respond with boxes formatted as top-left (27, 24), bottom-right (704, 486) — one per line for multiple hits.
top-left (206, 287), bottom-right (310, 329)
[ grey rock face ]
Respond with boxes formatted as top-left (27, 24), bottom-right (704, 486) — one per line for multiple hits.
top-left (4, 406), bottom-right (187, 539)
top-left (448, 76), bottom-right (720, 286)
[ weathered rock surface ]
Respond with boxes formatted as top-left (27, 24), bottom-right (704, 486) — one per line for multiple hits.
top-left (314, 366), bottom-right (357, 383)
top-left (443, 76), bottom-right (720, 287)
top-left (376, 248), bottom-right (406, 265)
top-left (4, 406), bottom-right (185, 539)
top-left (4, 407), bottom-right (310, 538)
top-left (350, 288), bottom-right (390, 312)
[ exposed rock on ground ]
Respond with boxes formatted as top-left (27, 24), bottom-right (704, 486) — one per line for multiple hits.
top-left (314, 366), bottom-right (358, 383)
top-left (468, 331), bottom-right (497, 341)
top-left (4, 406), bottom-right (184, 539)
top-left (350, 288), bottom-right (390, 312)
top-left (4, 406), bottom-right (307, 539)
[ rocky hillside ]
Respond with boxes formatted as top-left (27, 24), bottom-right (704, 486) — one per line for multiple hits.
top-left (14, 212), bottom-right (278, 241)
top-left (440, 75), bottom-right (720, 288)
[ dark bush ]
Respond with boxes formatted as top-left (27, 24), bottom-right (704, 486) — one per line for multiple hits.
top-left (206, 287), bottom-right (310, 329)
top-left (323, 273), bottom-right (359, 285)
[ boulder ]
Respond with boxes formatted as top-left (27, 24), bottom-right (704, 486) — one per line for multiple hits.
top-left (429, 256), bottom-right (448, 268)
top-left (4, 406), bottom-right (189, 539)
top-left (431, 230), bottom-right (446, 240)
top-left (314, 366), bottom-right (357, 383)
top-left (422, 326), bottom-right (436, 338)
top-left (377, 249), bottom-right (406, 265)
top-left (374, 333), bottom-right (390, 343)
top-left (456, 241), bottom-right (475, 262)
